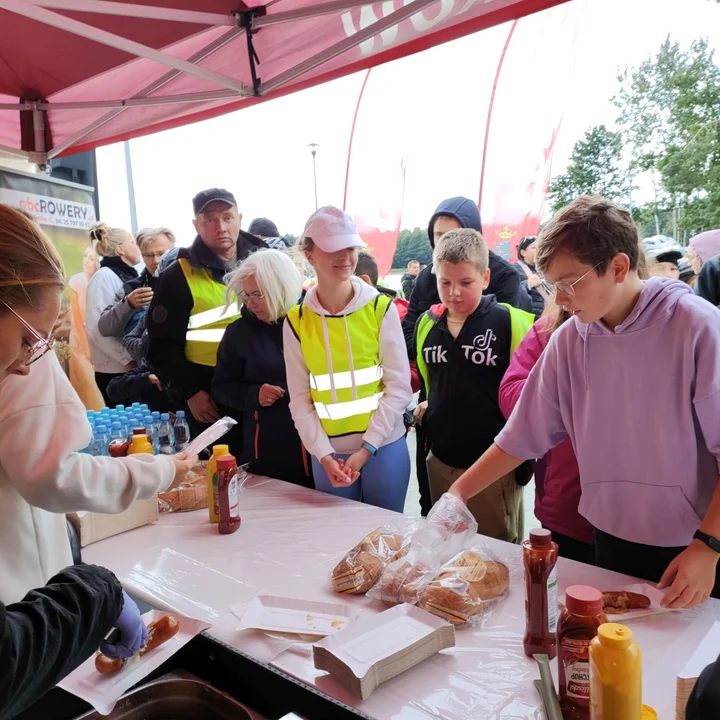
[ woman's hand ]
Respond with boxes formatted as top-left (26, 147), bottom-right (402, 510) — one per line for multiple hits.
top-left (320, 454), bottom-right (356, 487)
top-left (413, 401), bottom-right (428, 426)
top-left (527, 273), bottom-right (542, 289)
top-left (341, 448), bottom-right (371, 478)
top-left (168, 452), bottom-right (199, 490)
top-left (127, 287), bottom-right (154, 309)
top-left (259, 384), bottom-right (285, 407)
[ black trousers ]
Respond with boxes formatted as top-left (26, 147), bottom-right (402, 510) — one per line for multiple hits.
top-left (543, 527), bottom-right (595, 566)
top-left (414, 424), bottom-right (432, 517)
top-left (595, 529), bottom-right (720, 599)
top-left (94, 371), bottom-right (125, 407)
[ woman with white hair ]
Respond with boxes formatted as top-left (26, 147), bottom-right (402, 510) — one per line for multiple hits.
top-left (212, 250), bottom-right (313, 487)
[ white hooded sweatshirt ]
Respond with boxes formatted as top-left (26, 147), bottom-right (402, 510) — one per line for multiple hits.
top-left (0, 352), bottom-right (175, 605)
top-left (283, 276), bottom-right (412, 460)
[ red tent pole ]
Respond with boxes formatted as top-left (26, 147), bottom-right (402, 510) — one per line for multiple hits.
top-left (343, 69), bottom-right (372, 211)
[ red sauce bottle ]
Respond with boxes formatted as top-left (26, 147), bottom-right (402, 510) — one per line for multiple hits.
top-left (558, 585), bottom-right (607, 720)
top-left (523, 528), bottom-right (559, 659)
top-left (217, 455), bottom-right (241, 535)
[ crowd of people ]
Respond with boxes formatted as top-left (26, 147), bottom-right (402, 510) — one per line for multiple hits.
top-left (2, 185), bottom-right (720, 717)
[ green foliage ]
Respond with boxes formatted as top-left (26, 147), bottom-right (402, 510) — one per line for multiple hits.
top-left (548, 125), bottom-right (631, 213)
top-left (392, 227), bottom-right (433, 268)
top-left (282, 233), bottom-right (297, 246)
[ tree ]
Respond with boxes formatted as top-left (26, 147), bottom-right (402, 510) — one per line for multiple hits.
top-left (548, 125), bottom-right (630, 214)
top-left (392, 227), bottom-right (433, 268)
top-left (614, 37), bottom-right (720, 234)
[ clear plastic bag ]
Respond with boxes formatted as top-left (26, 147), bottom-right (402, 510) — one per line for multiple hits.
top-left (368, 494), bottom-right (479, 606)
top-left (330, 523), bottom-right (415, 595)
top-left (182, 416), bottom-right (237, 458)
top-left (417, 545), bottom-right (510, 628)
top-left (158, 461), bottom-right (208, 513)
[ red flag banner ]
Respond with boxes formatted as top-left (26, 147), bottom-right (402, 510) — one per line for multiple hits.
top-left (343, 69), bottom-right (408, 277)
top-left (479, 0), bottom-right (587, 260)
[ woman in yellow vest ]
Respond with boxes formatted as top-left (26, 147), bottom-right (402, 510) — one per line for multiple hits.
top-left (284, 207), bottom-right (413, 511)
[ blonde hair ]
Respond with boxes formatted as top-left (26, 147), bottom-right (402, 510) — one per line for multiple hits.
top-left (433, 228), bottom-right (489, 273)
top-left (295, 235), bottom-right (315, 254)
top-left (89, 222), bottom-right (132, 257)
top-left (0, 204), bottom-right (65, 310)
top-left (136, 227), bottom-right (176, 252)
top-left (226, 249), bottom-right (302, 323)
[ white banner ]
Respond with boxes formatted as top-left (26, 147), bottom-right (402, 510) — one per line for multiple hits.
top-left (0, 187), bottom-right (96, 230)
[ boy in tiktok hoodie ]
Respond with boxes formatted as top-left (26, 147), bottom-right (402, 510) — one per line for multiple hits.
top-left (414, 228), bottom-right (534, 543)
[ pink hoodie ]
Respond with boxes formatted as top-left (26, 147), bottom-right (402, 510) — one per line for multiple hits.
top-left (499, 319), bottom-right (594, 544)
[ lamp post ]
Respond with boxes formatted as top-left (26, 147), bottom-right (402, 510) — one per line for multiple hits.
top-left (308, 143), bottom-right (319, 210)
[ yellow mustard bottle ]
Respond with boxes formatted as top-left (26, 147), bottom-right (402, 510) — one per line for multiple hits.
top-left (207, 445), bottom-right (230, 523)
top-left (127, 433), bottom-right (153, 455)
top-left (589, 623), bottom-right (642, 720)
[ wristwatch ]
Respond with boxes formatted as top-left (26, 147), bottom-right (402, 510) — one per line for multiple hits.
top-left (693, 530), bottom-right (720, 554)
top-left (361, 442), bottom-right (378, 456)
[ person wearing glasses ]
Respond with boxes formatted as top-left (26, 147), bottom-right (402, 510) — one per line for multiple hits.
top-left (0, 204), bottom-right (196, 608)
top-left (212, 250), bottom-right (312, 487)
top-left (97, 227), bottom-right (176, 341)
top-left (85, 222), bottom-right (144, 404)
top-left (447, 196), bottom-right (720, 608)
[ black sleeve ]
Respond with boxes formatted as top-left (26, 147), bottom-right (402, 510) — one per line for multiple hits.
top-left (106, 369), bottom-right (153, 405)
top-left (146, 263), bottom-right (200, 400)
top-left (487, 254), bottom-right (526, 309)
top-left (0, 565), bottom-right (123, 720)
top-left (212, 323), bottom-right (261, 412)
top-left (687, 653), bottom-right (720, 720)
top-left (401, 276), bottom-right (414, 299)
top-left (122, 312), bottom-right (149, 365)
top-left (402, 266), bottom-right (437, 357)
top-left (695, 259), bottom-right (720, 308)
top-left (524, 283), bottom-right (545, 318)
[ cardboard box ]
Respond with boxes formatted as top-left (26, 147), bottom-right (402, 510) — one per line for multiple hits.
top-left (71, 496), bottom-right (158, 547)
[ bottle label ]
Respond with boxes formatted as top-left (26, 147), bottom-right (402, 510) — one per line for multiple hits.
top-left (228, 474), bottom-right (239, 519)
top-left (547, 566), bottom-right (558, 634)
top-left (561, 636), bottom-right (591, 700)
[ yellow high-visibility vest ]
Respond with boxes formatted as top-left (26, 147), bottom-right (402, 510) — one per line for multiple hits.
top-left (178, 258), bottom-right (240, 367)
top-left (286, 294), bottom-right (391, 437)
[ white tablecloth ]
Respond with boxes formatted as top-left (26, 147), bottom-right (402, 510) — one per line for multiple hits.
top-left (83, 476), bottom-right (720, 719)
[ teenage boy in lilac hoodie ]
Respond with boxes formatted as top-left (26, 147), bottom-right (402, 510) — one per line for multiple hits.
top-left (448, 196), bottom-right (720, 608)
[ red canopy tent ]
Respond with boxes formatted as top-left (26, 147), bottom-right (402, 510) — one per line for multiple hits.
top-left (0, 0), bottom-right (571, 163)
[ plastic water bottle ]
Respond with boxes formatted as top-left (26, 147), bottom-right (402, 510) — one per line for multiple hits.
top-left (131, 402), bottom-right (140, 410)
top-left (173, 410), bottom-right (191, 452)
top-left (91, 424), bottom-right (109, 456)
top-left (145, 414), bottom-right (159, 454)
top-left (157, 413), bottom-right (175, 455)
top-left (139, 404), bottom-right (149, 413)
top-left (116, 404), bottom-right (125, 412)
top-left (110, 422), bottom-right (124, 442)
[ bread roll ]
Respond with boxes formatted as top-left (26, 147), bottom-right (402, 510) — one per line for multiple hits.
top-left (332, 552), bottom-right (383, 594)
top-left (378, 560), bottom-right (431, 605)
top-left (470, 560), bottom-right (509, 601)
top-left (419, 584), bottom-right (477, 625)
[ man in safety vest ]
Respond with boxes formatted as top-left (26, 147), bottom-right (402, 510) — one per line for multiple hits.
top-left (147, 189), bottom-right (266, 432)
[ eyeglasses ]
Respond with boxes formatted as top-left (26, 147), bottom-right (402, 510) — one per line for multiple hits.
top-left (0, 299), bottom-right (55, 366)
top-left (549, 262), bottom-right (603, 299)
top-left (239, 290), bottom-right (265, 303)
top-left (142, 252), bottom-right (165, 261)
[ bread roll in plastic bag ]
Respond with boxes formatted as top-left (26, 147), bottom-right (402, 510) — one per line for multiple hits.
top-left (158, 462), bottom-right (207, 513)
top-left (331, 523), bottom-right (416, 594)
top-left (418, 546), bottom-right (510, 627)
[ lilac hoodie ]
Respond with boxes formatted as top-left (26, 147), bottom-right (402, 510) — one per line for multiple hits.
top-left (496, 277), bottom-right (720, 547)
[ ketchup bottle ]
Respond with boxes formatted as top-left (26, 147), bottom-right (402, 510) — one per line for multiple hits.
top-left (523, 528), bottom-right (559, 659)
top-left (558, 585), bottom-right (607, 719)
top-left (217, 454), bottom-right (241, 535)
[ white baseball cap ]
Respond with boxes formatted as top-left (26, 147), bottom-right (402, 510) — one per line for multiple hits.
top-left (303, 206), bottom-right (366, 253)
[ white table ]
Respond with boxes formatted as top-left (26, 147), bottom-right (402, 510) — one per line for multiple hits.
top-left (84, 476), bottom-right (720, 720)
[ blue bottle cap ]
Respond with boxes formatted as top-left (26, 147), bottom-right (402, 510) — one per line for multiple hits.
top-left (176, 410), bottom-right (185, 418)
top-left (160, 413), bottom-right (170, 421)
top-left (116, 405), bottom-right (125, 411)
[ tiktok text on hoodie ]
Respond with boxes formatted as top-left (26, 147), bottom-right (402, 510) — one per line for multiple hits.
top-left (496, 277), bottom-right (720, 547)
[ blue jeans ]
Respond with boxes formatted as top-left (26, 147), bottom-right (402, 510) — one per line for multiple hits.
top-left (312, 436), bottom-right (410, 513)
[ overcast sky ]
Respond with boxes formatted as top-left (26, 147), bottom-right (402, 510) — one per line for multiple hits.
top-left (96, 0), bottom-right (719, 245)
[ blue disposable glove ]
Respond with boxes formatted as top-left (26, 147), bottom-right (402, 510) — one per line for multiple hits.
top-left (100, 591), bottom-right (148, 659)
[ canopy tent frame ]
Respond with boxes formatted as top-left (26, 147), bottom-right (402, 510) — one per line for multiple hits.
top-left (0, 0), bottom-right (569, 163)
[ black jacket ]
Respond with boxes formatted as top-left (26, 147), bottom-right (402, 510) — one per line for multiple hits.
top-left (0, 565), bottom-right (122, 720)
top-left (402, 256), bottom-right (531, 355)
top-left (401, 273), bottom-right (417, 299)
top-left (147, 232), bottom-right (266, 403)
top-left (512, 261), bottom-right (546, 318)
top-left (212, 306), bottom-right (312, 487)
top-left (415, 296), bottom-right (515, 469)
top-left (696, 255), bottom-right (720, 307)
top-left (106, 362), bottom-right (170, 413)
top-left (687, 652), bottom-right (720, 720)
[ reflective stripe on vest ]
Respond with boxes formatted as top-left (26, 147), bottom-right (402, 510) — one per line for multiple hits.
top-left (178, 257), bottom-right (240, 367)
top-left (287, 294), bottom-right (391, 438)
top-left (415, 303), bottom-right (535, 400)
